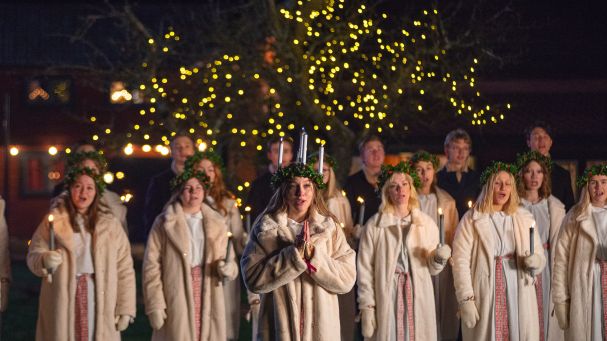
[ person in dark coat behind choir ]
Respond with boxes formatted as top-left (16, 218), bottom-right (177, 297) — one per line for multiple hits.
top-left (524, 121), bottom-right (575, 210)
top-left (437, 129), bottom-right (480, 218)
top-left (244, 137), bottom-right (293, 223)
top-left (345, 135), bottom-right (385, 229)
top-left (143, 134), bottom-right (195, 240)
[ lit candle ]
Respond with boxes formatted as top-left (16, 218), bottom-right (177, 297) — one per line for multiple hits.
top-left (318, 144), bottom-right (324, 175)
top-left (47, 214), bottom-right (55, 283)
top-left (468, 200), bottom-right (473, 209)
top-left (302, 132), bottom-right (308, 165)
top-left (438, 207), bottom-right (444, 245)
top-left (357, 196), bottom-right (365, 226)
top-left (277, 137), bottom-right (284, 169)
top-left (225, 231), bottom-right (233, 262)
top-left (245, 206), bottom-right (252, 232)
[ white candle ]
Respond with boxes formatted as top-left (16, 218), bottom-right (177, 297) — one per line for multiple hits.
top-left (225, 231), bottom-right (233, 261)
top-left (298, 128), bottom-right (305, 163)
top-left (530, 222), bottom-right (535, 277)
top-left (277, 137), bottom-right (284, 169)
top-left (302, 133), bottom-right (308, 165)
top-left (318, 144), bottom-right (324, 175)
top-left (47, 214), bottom-right (55, 283)
top-left (357, 196), bottom-right (365, 226)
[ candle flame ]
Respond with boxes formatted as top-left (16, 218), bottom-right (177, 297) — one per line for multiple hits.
top-left (244, 206), bottom-right (251, 212)
top-left (341, 190), bottom-right (346, 197)
top-left (438, 207), bottom-right (443, 215)
top-left (48, 214), bottom-right (54, 222)
top-left (357, 196), bottom-right (365, 204)
top-left (227, 232), bottom-right (233, 238)
top-left (531, 222), bottom-right (535, 228)
top-left (468, 200), bottom-right (473, 208)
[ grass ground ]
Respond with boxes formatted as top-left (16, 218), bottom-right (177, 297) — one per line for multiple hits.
top-left (1, 260), bottom-right (252, 340)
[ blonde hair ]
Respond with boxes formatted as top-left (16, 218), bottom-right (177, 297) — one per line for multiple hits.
top-left (476, 171), bottom-right (520, 215)
top-left (572, 186), bottom-right (591, 217)
top-left (379, 172), bottom-right (420, 214)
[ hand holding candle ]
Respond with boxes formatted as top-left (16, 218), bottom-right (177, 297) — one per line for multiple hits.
top-left (438, 207), bottom-right (444, 246)
top-left (357, 197), bottom-right (365, 227)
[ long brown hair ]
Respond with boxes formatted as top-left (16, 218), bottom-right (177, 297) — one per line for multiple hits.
top-left (56, 177), bottom-right (101, 233)
top-left (516, 159), bottom-right (552, 200)
top-left (255, 177), bottom-right (338, 227)
top-left (206, 161), bottom-right (234, 215)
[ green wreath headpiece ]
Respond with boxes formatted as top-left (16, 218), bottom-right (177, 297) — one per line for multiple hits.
top-left (480, 161), bottom-right (518, 185)
top-left (67, 151), bottom-right (108, 173)
top-left (64, 166), bottom-right (106, 194)
top-left (377, 161), bottom-right (422, 189)
top-left (271, 163), bottom-right (326, 190)
top-left (170, 169), bottom-right (211, 192)
top-left (184, 150), bottom-right (224, 172)
top-left (514, 150), bottom-right (552, 174)
top-left (410, 150), bottom-right (439, 170)
top-left (577, 164), bottom-right (607, 188)
top-left (308, 152), bottom-right (337, 172)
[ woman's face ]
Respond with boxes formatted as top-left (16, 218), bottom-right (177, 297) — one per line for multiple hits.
top-left (180, 177), bottom-right (205, 210)
top-left (492, 171), bottom-right (513, 208)
top-left (313, 162), bottom-right (331, 184)
top-left (414, 160), bottom-right (435, 190)
top-left (196, 159), bottom-right (216, 183)
top-left (387, 173), bottom-right (411, 207)
top-left (523, 161), bottom-right (544, 192)
top-left (70, 174), bottom-right (97, 213)
top-left (588, 175), bottom-right (607, 206)
top-left (287, 177), bottom-right (315, 216)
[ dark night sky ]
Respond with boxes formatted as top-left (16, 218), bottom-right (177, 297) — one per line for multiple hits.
top-left (0, 0), bottom-right (606, 80)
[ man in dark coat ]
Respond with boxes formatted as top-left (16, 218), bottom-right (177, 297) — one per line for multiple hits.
top-left (525, 121), bottom-right (575, 210)
top-left (344, 135), bottom-right (385, 226)
top-left (143, 134), bottom-right (195, 239)
top-left (436, 129), bottom-right (481, 218)
top-left (245, 137), bottom-right (293, 224)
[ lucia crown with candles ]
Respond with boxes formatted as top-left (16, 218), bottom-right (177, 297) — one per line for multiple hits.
top-left (271, 128), bottom-right (326, 190)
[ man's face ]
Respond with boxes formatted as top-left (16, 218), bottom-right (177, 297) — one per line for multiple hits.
top-left (267, 142), bottom-right (293, 168)
top-left (444, 138), bottom-right (470, 168)
top-left (361, 140), bottom-right (385, 168)
top-left (527, 127), bottom-right (553, 156)
top-left (170, 136), bottom-right (195, 165)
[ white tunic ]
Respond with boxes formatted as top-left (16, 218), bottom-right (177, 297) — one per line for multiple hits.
top-left (489, 211), bottom-right (520, 341)
top-left (591, 205), bottom-right (607, 341)
top-left (73, 215), bottom-right (95, 341)
top-left (388, 215), bottom-right (412, 341)
top-left (418, 193), bottom-right (439, 225)
top-left (521, 198), bottom-right (551, 338)
top-left (287, 218), bottom-right (304, 236)
top-left (185, 212), bottom-right (204, 266)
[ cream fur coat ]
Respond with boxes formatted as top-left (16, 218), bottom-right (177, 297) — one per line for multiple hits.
top-left (357, 208), bottom-right (446, 341)
top-left (27, 197), bottom-right (136, 341)
top-left (241, 210), bottom-right (356, 341)
top-left (143, 201), bottom-right (238, 341)
top-left (452, 207), bottom-right (545, 341)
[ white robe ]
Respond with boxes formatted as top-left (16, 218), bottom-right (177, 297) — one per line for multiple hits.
top-left (591, 205), bottom-right (607, 341)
